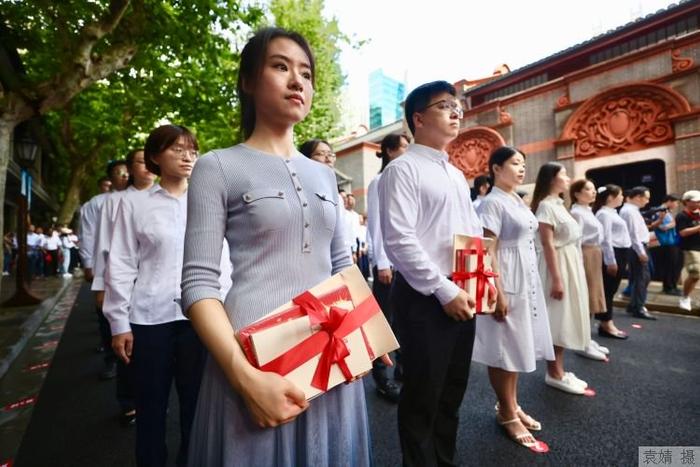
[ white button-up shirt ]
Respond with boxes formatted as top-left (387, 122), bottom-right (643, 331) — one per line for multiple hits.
top-left (379, 143), bottom-right (482, 305)
top-left (91, 187), bottom-right (137, 291)
top-left (366, 173), bottom-right (392, 270)
top-left (27, 232), bottom-right (42, 249)
top-left (620, 203), bottom-right (650, 257)
top-left (44, 232), bottom-right (61, 251)
top-left (79, 193), bottom-right (109, 268)
top-left (103, 185), bottom-right (189, 335)
top-left (570, 204), bottom-right (604, 246)
top-left (595, 206), bottom-right (632, 265)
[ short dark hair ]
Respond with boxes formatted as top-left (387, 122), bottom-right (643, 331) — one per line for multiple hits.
top-left (144, 124), bottom-right (198, 176)
top-left (238, 27), bottom-right (315, 140)
top-left (404, 81), bottom-right (456, 136)
top-left (663, 193), bottom-right (680, 202)
top-left (106, 159), bottom-right (127, 180)
top-left (376, 134), bottom-right (410, 172)
top-left (97, 176), bottom-right (110, 187)
top-left (627, 186), bottom-right (650, 199)
top-left (298, 139), bottom-right (331, 158)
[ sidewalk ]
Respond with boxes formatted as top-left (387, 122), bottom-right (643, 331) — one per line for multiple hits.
top-left (614, 279), bottom-right (700, 317)
top-left (0, 273), bottom-right (82, 467)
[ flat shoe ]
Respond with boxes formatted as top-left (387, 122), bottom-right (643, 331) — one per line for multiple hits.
top-left (496, 416), bottom-right (545, 451)
top-left (545, 373), bottom-right (585, 395)
top-left (598, 327), bottom-right (628, 340)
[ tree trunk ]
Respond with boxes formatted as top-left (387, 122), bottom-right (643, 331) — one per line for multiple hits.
top-left (57, 158), bottom-right (90, 226)
top-left (0, 118), bottom-right (18, 298)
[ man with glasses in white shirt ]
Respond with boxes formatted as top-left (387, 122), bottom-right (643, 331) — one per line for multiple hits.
top-left (620, 186), bottom-right (656, 320)
top-left (380, 81), bottom-right (483, 467)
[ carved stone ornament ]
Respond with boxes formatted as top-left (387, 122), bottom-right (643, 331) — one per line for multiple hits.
top-left (671, 49), bottom-right (694, 73)
top-left (557, 94), bottom-right (570, 108)
top-left (447, 127), bottom-right (506, 178)
top-left (561, 83), bottom-right (691, 158)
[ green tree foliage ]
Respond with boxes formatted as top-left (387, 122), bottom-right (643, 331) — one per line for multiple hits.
top-left (268, 0), bottom-right (348, 144)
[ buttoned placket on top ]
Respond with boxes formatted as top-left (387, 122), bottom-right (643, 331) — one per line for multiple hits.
top-left (282, 157), bottom-right (312, 253)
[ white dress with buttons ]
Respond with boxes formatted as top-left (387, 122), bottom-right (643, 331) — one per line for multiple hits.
top-left (536, 196), bottom-right (591, 351)
top-left (472, 187), bottom-right (554, 373)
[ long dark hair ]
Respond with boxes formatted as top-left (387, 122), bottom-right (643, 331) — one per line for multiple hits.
top-left (487, 145), bottom-right (525, 183)
top-left (125, 148), bottom-right (142, 186)
top-left (376, 134), bottom-right (409, 172)
top-left (592, 183), bottom-right (623, 213)
top-left (144, 124), bottom-right (198, 176)
top-left (237, 27), bottom-right (315, 140)
top-left (298, 139), bottom-right (330, 158)
top-left (531, 162), bottom-right (565, 214)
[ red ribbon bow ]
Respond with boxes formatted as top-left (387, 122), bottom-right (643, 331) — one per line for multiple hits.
top-left (452, 239), bottom-right (498, 313)
top-left (257, 290), bottom-right (377, 392)
top-left (292, 292), bottom-right (354, 391)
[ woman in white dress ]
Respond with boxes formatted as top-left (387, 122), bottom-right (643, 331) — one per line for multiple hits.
top-left (473, 147), bottom-right (554, 450)
top-left (570, 179), bottom-right (611, 361)
top-left (531, 163), bottom-right (592, 395)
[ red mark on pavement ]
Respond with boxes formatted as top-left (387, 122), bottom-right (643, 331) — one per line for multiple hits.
top-left (3, 395), bottom-right (37, 412)
top-left (529, 440), bottom-right (549, 453)
top-left (24, 362), bottom-right (50, 372)
top-left (631, 324), bottom-right (642, 329)
top-left (33, 340), bottom-right (59, 350)
top-left (583, 388), bottom-right (596, 397)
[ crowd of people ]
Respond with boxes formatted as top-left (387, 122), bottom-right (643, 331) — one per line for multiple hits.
top-left (31, 26), bottom-right (697, 467)
top-left (3, 224), bottom-right (80, 278)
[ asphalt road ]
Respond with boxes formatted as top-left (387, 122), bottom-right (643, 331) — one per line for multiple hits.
top-left (14, 283), bottom-right (700, 466)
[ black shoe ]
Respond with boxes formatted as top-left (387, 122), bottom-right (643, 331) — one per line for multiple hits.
top-left (663, 288), bottom-right (682, 296)
top-left (393, 365), bottom-right (403, 382)
top-left (633, 310), bottom-right (657, 320)
top-left (598, 327), bottom-right (629, 339)
top-left (375, 380), bottom-right (401, 403)
top-left (120, 411), bottom-right (136, 427)
top-left (99, 361), bottom-right (117, 380)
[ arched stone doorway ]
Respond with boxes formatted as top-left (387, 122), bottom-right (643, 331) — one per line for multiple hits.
top-left (446, 126), bottom-right (505, 179)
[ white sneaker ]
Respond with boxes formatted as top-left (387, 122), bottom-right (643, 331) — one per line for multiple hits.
top-left (590, 339), bottom-right (610, 355)
top-left (62, 273), bottom-right (73, 278)
top-left (565, 372), bottom-right (588, 389)
top-left (545, 373), bottom-right (585, 395)
top-left (575, 342), bottom-right (607, 361)
top-left (679, 296), bottom-right (692, 311)
top-left (2, 271), bottom-right (9, 276)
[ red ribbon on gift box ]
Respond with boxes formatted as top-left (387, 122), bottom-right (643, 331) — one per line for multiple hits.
top-left (238, 287), bottom-right (380, 392)
top-left (453, 238), bottom-right (498, 314)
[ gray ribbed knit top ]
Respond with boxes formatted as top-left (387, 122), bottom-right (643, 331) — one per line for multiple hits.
top-left (181, 143), bottom-right (352, 330)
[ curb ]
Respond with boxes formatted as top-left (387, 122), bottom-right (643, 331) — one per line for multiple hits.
top-left (0, 279), bottom-right (74, 381)
top-left (613, 297), bottom-right (700, 317)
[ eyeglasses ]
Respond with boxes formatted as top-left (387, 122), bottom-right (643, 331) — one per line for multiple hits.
top-left (312, 151), bottom-right (336, 160)
top-left (420, 99), bottom-right (463, 118)
top-left (169, 146), bottom-right (199, 159)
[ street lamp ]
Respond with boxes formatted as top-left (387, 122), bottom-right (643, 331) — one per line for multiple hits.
top-left (2, 135), bottom-right (41, 307)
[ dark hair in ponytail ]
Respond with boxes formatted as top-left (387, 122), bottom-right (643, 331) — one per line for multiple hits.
top-left (530, 162), bottom-right (564, 215)
top-left (376, 134), bottom-right (409, 172)
top-left (592, 183), bottom-right (622, 213)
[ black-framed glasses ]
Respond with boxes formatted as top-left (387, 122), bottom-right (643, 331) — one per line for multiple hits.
top-left (420, 99), bottom-right (464, 118)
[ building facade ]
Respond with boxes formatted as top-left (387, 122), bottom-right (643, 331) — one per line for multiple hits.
top-left (369, 69), bottom-right (406, 130)
top-left (335, 1), bottom-right (699, 212)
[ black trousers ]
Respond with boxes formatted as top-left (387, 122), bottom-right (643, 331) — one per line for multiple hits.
top-left (657, 245), bottom-right (683, 291)
top-left (392, 273), bottom-right (475, 467)
top-left (131, 321), bottom-right (206, 467)
top-left (116, 359), bottom-right (136, 413)
top-left (371, 266), bottom-right (401, 383)
top-left (598, 247), bottom-right (629, 322)
top-left (627, 245), bottom-right (651, 314)
top-left (96, 305), bottom-right (116, 365)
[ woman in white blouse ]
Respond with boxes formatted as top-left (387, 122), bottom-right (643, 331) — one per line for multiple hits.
top-left (593, 184), bottom-right (630, 339)
top-left (570, 179), bottom-right (611, 361)
top-left (104, 124), bottom-right (203, 467)
top-left (531, 163), bottom-right (592, 395)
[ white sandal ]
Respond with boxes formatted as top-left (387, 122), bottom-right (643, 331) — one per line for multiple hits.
top-left (494, 403), bottom-right (542, 431)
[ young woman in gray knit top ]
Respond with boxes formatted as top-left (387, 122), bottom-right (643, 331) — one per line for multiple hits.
top-left (180, 28), bottom-right (388, 466)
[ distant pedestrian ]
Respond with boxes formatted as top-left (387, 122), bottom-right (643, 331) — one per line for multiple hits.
top-left (620, 186), bottom-right (656, 320)
top-left (653, 194), bottom-right (682, 295)
top-left (676, 190), bottom-right (700, 311)
top-left (472, 174), bottom-right (491, 209)
top-left (594, 184), bottom-right (631, 340)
